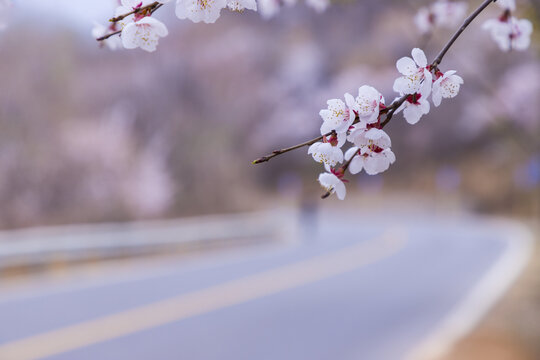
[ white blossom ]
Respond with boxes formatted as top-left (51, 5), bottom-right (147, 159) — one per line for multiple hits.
top-left (175, 0), bottom-right (227, 23)
top-left (308, 143), bottom-right (343, 168)
top-left (483, 16), bottom-right (533, 52)
top-left (415, 7), bottom-right (434, 34)
top-left (431, 1), bottom-right (467, 29)
top-left (396, 93), bottom-right (430, 124)
top-left (393, 48), bottom-right (433, 97)
top-left (318, 172), bottom-right (346, 200)
top-left (227, 0), bottom-right (257, 12)
top-left (308, 132), bottom-right (346, 168)
top-left (345, 85), bottom-right (384, 125)
top-left (343, 147), bottom-right (361, 174)
top-left (319, 99), bottom-right (354, 135)
top-left (414, 1), bottom-right (467, 34)
top-left (432, 70), bottom-right (463, 107)
top-left (346, 124), bottom-right (367, 147)
top-left (345, 128), bottom-right (395, 175)
top-left (121, 16), bottom-right (168, 52)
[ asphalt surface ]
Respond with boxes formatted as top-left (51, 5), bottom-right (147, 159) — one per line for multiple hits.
top-left (0, 211), bottom-right (526, 360)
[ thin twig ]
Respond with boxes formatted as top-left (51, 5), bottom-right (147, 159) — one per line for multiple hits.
top-left (432, 0), bottom-right (495, 66)
top-left (252, 133), bottom-right (329, 164)
top-left (110, 1), bottom-right (160, 22)
top-left (252, 116), bottom-right (361, 164)
top-left (381, 94), bottom-right (408, 128)
top-left (320, 189), bottom-right (333, 199)
top-left (341, 151), bottom-right (356, 173)
top-left (97, 30), bottom-right (122, 41)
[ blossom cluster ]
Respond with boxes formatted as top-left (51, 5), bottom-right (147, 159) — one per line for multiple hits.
top-left (313, 48), bottom-right (464, 200)
top-left (482, 0), bottom-right (533, 52)
top-left (94, 0), bottom-right (329, 52)
top-left (415, 0), bottom-right (468, 34)
top-left (93, 0), bottom-right (171, 52)
top-left (311, 0), bottom-right (534, 200)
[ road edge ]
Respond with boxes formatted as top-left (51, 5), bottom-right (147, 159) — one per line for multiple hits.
top-left (405, 218), bottom-right (535, 360)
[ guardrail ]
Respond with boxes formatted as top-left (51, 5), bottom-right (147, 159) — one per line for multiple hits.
top-left (0, 209), bottom-right (299, 273)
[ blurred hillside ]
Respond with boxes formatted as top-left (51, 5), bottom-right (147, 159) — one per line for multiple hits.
top-left (0, 0), bottom-right (538, 228)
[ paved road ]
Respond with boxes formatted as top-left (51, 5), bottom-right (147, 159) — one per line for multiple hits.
top-left (0, 211), bottom-right (532, 360)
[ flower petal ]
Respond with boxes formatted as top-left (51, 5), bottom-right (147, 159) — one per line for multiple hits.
top-left (396, 56), bottom-right (417, 75)
top-left (412, 48), bottom-right (427, 67)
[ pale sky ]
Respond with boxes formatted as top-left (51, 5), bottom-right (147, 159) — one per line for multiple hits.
top-left (15, 0), bottom-right (121, 30)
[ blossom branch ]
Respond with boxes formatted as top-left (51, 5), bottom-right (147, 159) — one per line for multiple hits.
top-left (252, 95), bottom-right (411, 166)
top-left (254, 0), bottom-right (497, 169)
top-left (380, 0), bottom-right (495, 130)
top-left (246, 0), bottom-right (529, 201)
top-left (318, 0), bottom-right (502, 199)
top-left (253, 114), bottom-right (367, 164)
top-left (96, 2), bottom-right (164, 42)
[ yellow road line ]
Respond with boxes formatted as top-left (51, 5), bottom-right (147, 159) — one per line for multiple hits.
top-left (0, 229), bottom-right (407, 360)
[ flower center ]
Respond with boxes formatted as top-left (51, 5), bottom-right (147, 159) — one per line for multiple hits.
top-left (367, 140), bottom-right (384, 154)
top-left (406, 93), bottom-right (422, 105)
top-left (198, 0), bottom-right (212, 10)
top-left (330, 167), bottom-right (347, 182)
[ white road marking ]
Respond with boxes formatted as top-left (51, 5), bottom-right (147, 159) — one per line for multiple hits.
top-left (0, 229), bottom-right (406, 360)
top-left (405, 219), bottom-right (534, 360)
